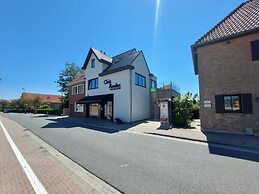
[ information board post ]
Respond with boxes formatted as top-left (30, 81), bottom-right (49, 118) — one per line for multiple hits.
top-left (159, 98), bottom-right (172, 129)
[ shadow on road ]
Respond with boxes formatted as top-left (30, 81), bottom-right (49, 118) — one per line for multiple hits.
top-left (203, 131), bottom-right (259, 162)
top-left (40, 116), bottom-right (147, 134)
top-left (207, 145), bottom-right (259, 162)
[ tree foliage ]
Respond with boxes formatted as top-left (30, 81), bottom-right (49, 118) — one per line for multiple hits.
top-left (56, 62), bottom-right (81, 95)
top-left (32, 96), bottom-right (42, 108)
top-left (0, 99), bottom-right (10, 107)
top-left (172, 92), bottom-right (200, 127)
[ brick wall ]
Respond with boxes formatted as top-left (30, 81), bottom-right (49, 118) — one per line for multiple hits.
top-left (197, 32), bottom-right (259, 134)
top-left (68, 83), bottom-right (86, 117)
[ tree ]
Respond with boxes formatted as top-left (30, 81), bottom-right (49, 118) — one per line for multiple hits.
top-left (56, 63), bottom-right (81, 108)
top-left (8, 99), bottom-right (23, 108)
top-left (56, 62), bottom-right (81, 95)
top-left (0, 99), bottom-right (10, 107)
top-left (33, 96), bottom-right (42, 109)
top-left (0, 99), bottom-right (10, 111)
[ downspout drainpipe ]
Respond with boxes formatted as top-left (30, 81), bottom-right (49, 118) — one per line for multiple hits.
top-left (130, 70), bottom-right (133, 122)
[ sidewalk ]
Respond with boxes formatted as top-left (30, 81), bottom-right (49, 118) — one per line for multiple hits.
top-left (0, 116), bottom-right (120, 194)
top-left (128, 120), bottom-right (259, 150)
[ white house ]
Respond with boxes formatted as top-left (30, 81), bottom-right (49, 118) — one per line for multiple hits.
top-left (77, 48), bottom-right (157, 123)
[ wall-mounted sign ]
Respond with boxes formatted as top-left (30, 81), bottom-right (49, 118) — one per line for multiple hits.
top-left (104, 79), bottom-right (121, 90)
top-left (204, 104), bottom-right (211, 108)
top-left (204, 100), bottom-right (211, 108)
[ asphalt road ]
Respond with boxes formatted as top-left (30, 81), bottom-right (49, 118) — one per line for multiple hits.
top-left (2, 113), bottom-right (259, 194)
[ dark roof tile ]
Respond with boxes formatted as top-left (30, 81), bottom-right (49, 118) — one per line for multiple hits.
top-left (100, 50), bottom-right (140, 76)
top-left (192, 0), bottom-right (259, 75)
top-left (82, 47), bottom-right (143, 76)
top-left (193, 0), bottom-right (259, 47)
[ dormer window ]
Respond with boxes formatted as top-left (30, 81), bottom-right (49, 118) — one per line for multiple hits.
top-left (91, 59), bottom-right (95, 68)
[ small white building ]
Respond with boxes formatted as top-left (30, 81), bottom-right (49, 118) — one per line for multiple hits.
top-left (77, 48), bottom-right (157, 123)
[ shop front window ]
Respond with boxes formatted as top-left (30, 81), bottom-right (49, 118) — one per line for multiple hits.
top-left (75, 103), bottom-right (84, 112)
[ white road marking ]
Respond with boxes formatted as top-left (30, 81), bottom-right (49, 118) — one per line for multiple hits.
top-left (120, 164), bottom-right (128, 168)
top-left (0, 119), bottom-right (48, 194)
top-left (125, 131), bottom-right (259, 155)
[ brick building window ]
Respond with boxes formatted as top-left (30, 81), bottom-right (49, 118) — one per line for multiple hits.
top-left (72, 84), bottom-right (84, 95)
top-left (223, 95), bottom-right (241, 112)
top-left (251, 40), bottom-right (259, 61)
top-left (78, 85), bottom-right (84, 94)
top-left (72, 86), bottom-right (77, 95)
top-left (215, 94), bottom-right (253, 114)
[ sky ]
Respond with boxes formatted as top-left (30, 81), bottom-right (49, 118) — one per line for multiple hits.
top-left (0, 0), bottom-right (244, 100)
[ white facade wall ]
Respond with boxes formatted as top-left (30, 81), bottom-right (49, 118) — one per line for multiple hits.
top-left (84, 52), bottom-right (151, 123)
top-left (131, 52), bottom-right (150, 122)
top-left (85, 54), bottom-right (131, 122)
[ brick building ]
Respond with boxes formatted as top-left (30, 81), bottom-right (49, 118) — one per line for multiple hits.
top-left (191, 0), bottom-right (259, 134)
top-left (68, 73), bottom-right (86, 117)
top-left (21, 92), bottom-right (62, 109)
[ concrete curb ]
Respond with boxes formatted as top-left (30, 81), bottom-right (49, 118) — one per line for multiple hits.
top-left (2, 115), bottom-right (122, 194)
top-left (27, 130), bottom-right (122, 194)
top-left (145, 132), bottom-right (259, 152)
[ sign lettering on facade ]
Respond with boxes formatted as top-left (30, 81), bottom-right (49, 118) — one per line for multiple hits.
top-left (104, 79), bottom-right (121, 90)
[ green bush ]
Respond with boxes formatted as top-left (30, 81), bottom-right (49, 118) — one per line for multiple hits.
top-left (35, 109), bottom-right (61, 115)
top-left (172, 93), bottom-right (200, 127)
top-left (39, 104), bottom-right (50, 109)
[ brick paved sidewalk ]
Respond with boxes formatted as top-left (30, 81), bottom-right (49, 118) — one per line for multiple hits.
top-left (0, 116), bottom-right (120, 194)
top-left (128, 120), bottom-right (259, 150)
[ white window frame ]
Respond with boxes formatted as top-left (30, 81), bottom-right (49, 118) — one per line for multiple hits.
top-left (72, 84), bottom-right (84, 95)
top-left (72, 86), bottom-right (77, 95)
top-left (74, 102), bottom-right (84, 112)
top-left (77, 84), bottom-right (84, 94)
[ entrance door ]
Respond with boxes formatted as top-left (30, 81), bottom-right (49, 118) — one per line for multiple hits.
top-left (89, 103), bottom-right (100, 117)
top-left (104, 101), bottom-right (112, 120)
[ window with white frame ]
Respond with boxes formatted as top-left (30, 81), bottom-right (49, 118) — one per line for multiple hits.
top-left (72, 86), bottom-right (77, 95)
top-left (74, 103), bottom-right (84, 112)
top-left (72, 84), bottom-right (84, 95)
top-left (78, 85), bottom-right (84, 93)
